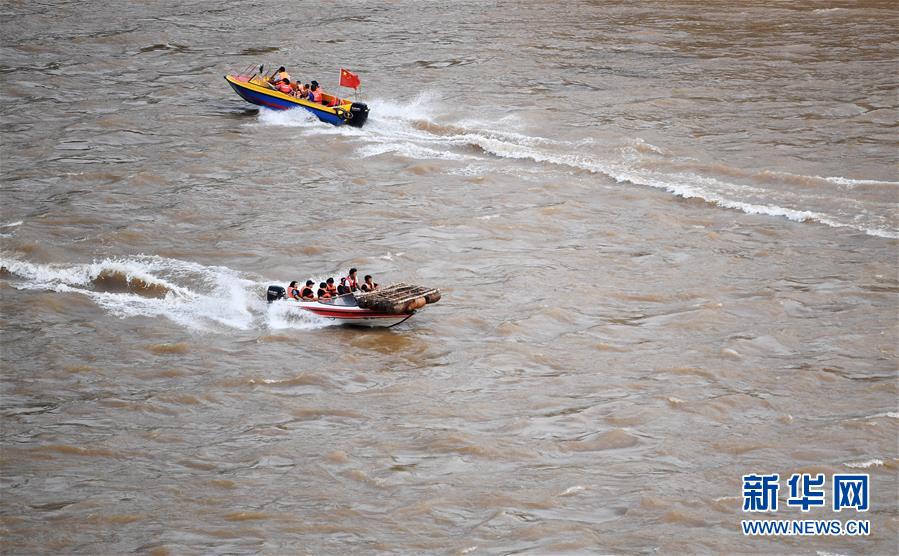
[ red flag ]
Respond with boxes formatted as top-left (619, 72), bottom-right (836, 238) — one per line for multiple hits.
top-left (339, 68), bottom-right (360, 89)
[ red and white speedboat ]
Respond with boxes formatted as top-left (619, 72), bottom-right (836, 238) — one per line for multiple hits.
top-left (267, 284), bottom-right (440, 328)
top-left (288, 295), bottom-right (416, 327)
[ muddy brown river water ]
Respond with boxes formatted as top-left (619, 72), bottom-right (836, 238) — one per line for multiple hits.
top-left (1, 1), bottom-right (897, 554)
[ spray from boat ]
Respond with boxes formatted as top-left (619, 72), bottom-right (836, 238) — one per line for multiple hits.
top-left (252, 92), bottom-right (897, 239)
top-left (0, 255), bottom-right (332, 332)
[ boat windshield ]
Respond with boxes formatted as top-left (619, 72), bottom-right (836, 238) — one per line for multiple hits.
top-left (319, 294), bottom-right (358, 307)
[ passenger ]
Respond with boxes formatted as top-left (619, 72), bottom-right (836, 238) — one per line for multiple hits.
top-left (336, 277), bottom-right (350, 296)
top-left (294, 81), bottom-right (308, 98)
top-left (276, 78), bottom-right (293, 94)
top-left (345, 268), bottom-right (359, 292)
top-left (308, 80), bottom-right (323, 103)
top-left (286, 280), bottom-right (301, 300)
top-left (300, 280), bottom-right (316, 300)
top-left (269, 66), bottom-right (291, 84)
top-left (325, 277), bottom-right (338, 297)
top-left (360, 275), bottom-right (379, 292)
top-left (317, 282), bottom-right (331, 299)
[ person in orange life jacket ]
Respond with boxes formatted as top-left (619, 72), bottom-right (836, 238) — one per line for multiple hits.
top-left (276, 78), bottom-right (293, 94)
top-left (300, 280), bottom-right (316, 300)
top-left (336, 277), bottom-right (350, 295)
top-left (345, 268), bottom-right (359, 292)
top-left (269, 66), bottom-right (291, 84)
top-left (360, 275), bottom-right (379, 292)
top-left (286, 280), bottom-right (301, 300)
top-left (294, 81), bottom-right (308, 98)
top-left (325, 277), bottom-right (338, 296)
top-left (308, 80), bottom-right (323, 103)
top-left (316, 282), bottom-right (331, 299)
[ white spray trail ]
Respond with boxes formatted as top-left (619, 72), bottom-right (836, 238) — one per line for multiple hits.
top-left (0, 255), bottom-right (333, 332)
top-left (251, 92), bottom-right (898, 238)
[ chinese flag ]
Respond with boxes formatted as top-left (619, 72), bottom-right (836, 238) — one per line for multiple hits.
top-left (339, 68), bottom-right (361, 89)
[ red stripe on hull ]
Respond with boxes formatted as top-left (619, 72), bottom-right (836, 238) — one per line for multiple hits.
top-left (302, 308), bottom-right (411, 319)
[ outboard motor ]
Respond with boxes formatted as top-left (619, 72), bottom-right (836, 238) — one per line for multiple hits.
top-left (266, 285), bottom-right (286, 303)
top-left (347, 102), bottom-right (369, 128)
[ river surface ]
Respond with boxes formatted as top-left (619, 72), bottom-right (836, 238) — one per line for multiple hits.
top-left (1, 1), bottom-right (897, 554)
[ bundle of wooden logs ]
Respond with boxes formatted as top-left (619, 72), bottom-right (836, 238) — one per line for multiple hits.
top-left (355, 283), bottom-right (441, 315)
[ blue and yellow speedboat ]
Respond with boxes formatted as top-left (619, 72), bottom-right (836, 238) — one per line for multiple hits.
top-left (224, 73), bottom-right (369, 128)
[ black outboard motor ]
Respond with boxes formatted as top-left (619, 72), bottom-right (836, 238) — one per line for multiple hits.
top-left (347, 102), bottom-right (369, 128)
top-left (267, 285), bottom-right (286, 303)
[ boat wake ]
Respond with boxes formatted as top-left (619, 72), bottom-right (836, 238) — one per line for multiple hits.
top-left (256, 107), bottom-right (321, 128)
top-left (264, 92), bottom-right (898, 239)
top-left (0, 255), bottom-right (331, 332)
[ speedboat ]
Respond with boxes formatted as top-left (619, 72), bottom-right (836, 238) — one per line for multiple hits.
top-left (225, 70), bottom-right (369, 127)
top-left (266, 283), bottom-right (441, 328)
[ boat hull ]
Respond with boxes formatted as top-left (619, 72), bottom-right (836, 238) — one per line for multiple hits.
top-left (225, 75), bottom-right (368, 127)
top-left (287, 299), bottom-right (415, 327)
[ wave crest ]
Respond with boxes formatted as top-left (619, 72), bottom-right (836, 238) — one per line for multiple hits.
top-left (0, 255), bottom-right (331, 332)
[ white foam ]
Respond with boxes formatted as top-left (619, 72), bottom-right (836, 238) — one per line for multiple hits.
top-left (265, 298), bottom-right (333, 330)
top-left (254, 92), bottom-right (898, 239)
top-left (369, 90), bottom-right (442, 122)
top-left (1, 254), bottom-right (330, 333)
top-left (843, 459), bottom-right (883, 469)
top-left (255, 107), bottom-right (319, 127)
top-left (0, 256), bottom-right (192, 297)
top-left (560, 485), bottom-right (587, 496)
top-left (1, 221), bottom-right (23, 228)
top-left (357, 141), bottom-right (473, 161)
top-left (823, 176), bottom-right (899, 187)
top-left (866, 412), bottom-right (899, 420)
top-left (463, 134), bottom-right (899, 238)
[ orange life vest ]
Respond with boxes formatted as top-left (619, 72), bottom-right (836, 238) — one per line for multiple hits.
top-left (346, 276), bottom-right (358, 291)
top-left (326, 284), bottom-right (338, 295)
top-left (287, 286), bottom-right (300, 300)
top-left (277, 82), bottom-right (292, 94)
top-left (311, 89), bottom-right (323, 103)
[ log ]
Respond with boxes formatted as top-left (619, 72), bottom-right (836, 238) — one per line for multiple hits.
top-left (355, 283), bottom-right (441, 314)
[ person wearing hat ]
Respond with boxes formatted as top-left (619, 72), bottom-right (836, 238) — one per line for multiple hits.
top-left (300, 280), bottom-right (316, 300)
top-left (308, 80), bottom-right (323, 103)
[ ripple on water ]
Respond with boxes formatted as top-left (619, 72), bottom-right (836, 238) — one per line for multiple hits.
top-left (2, 1), bottom-right (898, 554)
top-left (560, 429), bottom-right (640, 452)
top-left (146, 342), bottom-right (190, 355)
